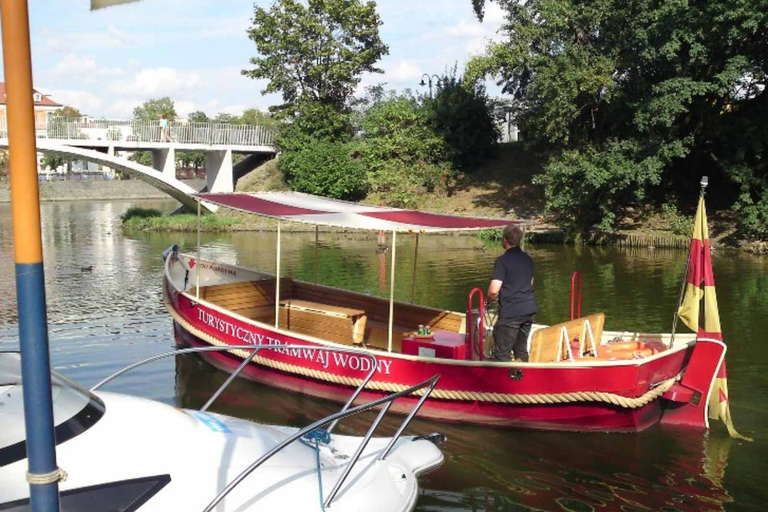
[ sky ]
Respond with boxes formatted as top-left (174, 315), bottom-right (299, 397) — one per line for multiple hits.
top-left (0, 0), bottom-right (507, 120)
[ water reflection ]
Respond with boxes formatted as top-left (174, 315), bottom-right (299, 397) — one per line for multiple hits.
top-left (1, 199), bottom-right (766, 512)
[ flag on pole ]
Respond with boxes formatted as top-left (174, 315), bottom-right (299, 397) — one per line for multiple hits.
top-left (678, 196), bottom-right (751, 441)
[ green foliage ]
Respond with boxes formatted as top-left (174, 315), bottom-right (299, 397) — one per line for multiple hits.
top-left (129, 151), bottom-right (153, 167)
top-left (133, 97), bottom-right (177, 121)
top-left (41, 154), bottom-right (72, 171)
top-left (55, 106), bottom-right (81, 118)
top-left (238, 108), bottom-right (281, 128)
top-left (122, 213), bottom-right (241, 232)
top-left (120, 207), bottom-right (162, 222)
top-left (534, 140), bottom-right (667, 231)
top-left (187, 111), bottom-right (209, 123)
top-left (279, 137), bottom-right (367, 200)
top-left (355, 90), bottom-right (453, 205)
top-left (731, 166), bottom-right (768, 239)
top-left (213, 113), bottom-right (237, 124)
top-left (468, 0), bottom-right (768, 236)
top-left (425, 66), bottom-right (499, 170)
top-left (478, 228), bottom-right (503, 242)
top-left (660, 204), bottom-right (694, 237)
top-left (243, 0), bottom-right (388, 114)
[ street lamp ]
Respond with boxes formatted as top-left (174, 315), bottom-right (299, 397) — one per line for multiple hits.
top-left (419, 74), bottom-right (441, 98)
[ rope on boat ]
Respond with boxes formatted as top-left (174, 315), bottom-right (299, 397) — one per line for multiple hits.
top-left (26, 467), bottom-right (67, 485)
top-left (165, 296), bottom-right (677, 409)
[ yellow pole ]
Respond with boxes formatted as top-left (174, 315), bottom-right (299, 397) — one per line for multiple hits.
top-left (387, 230), bottom-right (396, 352)
top-left (2, 0), bottom-right (63, 508)
top-left (195, 199), bottom-right (201, 298)
top-left (3, 4), bottom-right (41, 266)
top-left (275, 221), bottom-right (281, 327)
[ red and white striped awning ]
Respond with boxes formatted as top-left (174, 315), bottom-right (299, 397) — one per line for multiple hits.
top-left (197, 192), bottom-right (523, 232)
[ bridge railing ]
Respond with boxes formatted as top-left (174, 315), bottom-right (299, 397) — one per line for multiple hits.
top-left (35, 118), bottom-right (278, 147)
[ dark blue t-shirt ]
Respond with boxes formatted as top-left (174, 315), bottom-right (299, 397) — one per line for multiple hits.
top-left (491, 247), bottom-right (538, 318)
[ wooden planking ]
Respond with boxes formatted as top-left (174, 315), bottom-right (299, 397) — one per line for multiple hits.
top-left (278, 307), bottom-right (356, 345)
top-left (293, 282), bottom-right (463, 332)
top-left (280, 299), bottom-right (364, 318)
top-left (200, 278), bottom-right (294, 310)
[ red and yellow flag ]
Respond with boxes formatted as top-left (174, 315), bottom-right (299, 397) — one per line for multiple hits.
top-left (678, 196), bottom-right (751, 440)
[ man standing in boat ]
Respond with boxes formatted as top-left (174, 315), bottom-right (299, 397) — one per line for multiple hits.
top-left (487, 225), bottom-right (538, 362)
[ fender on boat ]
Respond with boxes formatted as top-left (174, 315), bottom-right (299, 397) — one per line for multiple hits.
top-left (659, 338), bottom-right (726, 429)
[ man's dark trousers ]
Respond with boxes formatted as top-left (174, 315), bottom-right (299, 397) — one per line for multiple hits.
top-left (492, 315), bottom-right (534, 362)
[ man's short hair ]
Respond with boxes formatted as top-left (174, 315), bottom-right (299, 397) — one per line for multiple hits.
top-left (503, 225), bottom-right (524, 247)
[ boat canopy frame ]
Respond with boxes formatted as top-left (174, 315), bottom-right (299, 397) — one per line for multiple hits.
top-left (193, 192), bottom-right (527, 353)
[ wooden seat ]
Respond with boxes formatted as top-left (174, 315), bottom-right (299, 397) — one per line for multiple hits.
top-left (529, 313), bottom-right (606, 363)
top-left (362, 320), bottom-right (412, 352)
top-left (199, 278), bottom-right (293, 323)
top-left (279, 299), bottom-right (367, 345)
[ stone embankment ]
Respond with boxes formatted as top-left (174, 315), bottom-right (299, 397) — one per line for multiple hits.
top-left (0, 178), bottom-right (204, 203)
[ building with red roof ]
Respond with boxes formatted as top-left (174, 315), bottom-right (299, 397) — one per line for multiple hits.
top-left (0, 82), bottom-right (63, 131)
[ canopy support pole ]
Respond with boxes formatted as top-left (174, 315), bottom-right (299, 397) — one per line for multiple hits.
top-left (314, 224), bottom-right (319, 284)
top-left (2, 0), bottom-right (62, 509)
top-left (275, 221), bottom-right (281, 328)
top-left (388, 230), bottom-right (397, 353)
top-left (196, 199), bottom-right (201, 299)
top-left (410, 233), bottom-right (419, 304)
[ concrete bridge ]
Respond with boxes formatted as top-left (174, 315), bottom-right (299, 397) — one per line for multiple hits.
top-left (3, 118), bottom-right (278, 194)
top-left (0, 139), bottom-right (218, 212)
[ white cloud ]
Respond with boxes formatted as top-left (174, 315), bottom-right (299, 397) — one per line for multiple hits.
top-left (50, 54), bottom-right (124, 82)
top-left (109, 67), bottom-right (201, 97)
top-left (383, 60), bottom-right (422, 83)
top-left (41, 88), bottom-right (105, 115)
top-left (446, 20), bottom-right (487, 38)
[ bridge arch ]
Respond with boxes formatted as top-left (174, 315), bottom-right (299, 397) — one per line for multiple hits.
top-left (0, 140), bottom-right (214, 212)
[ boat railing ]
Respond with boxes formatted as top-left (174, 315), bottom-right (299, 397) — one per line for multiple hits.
top-left (91, 343), bottom-right (440, 511)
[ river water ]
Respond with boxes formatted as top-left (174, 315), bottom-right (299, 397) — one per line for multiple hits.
top-left (1, 199), bottom-right (767, 512)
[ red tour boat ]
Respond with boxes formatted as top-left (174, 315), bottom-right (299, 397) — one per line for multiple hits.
top-left (163, 186), bottom-right (746, 434)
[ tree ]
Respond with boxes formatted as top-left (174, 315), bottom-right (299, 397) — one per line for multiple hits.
top-left (41, 154), bottom-right (72, 173)
top-left (238, 108), bottom-right (280, 128)
top-left (187, 111), bottom-right (209, 123)
top-left (467, 0), bottom-right (768, 233)
top-left (243, 0), bottom-right (389, 115)
top-left (213, 113), bottom-right (237, 124)
top-left (55, 105), bottom-right (81, 118)
top-left (133, 97), bottom-right (177, 121)
top-left (425, 66), bottom-right (499, 170)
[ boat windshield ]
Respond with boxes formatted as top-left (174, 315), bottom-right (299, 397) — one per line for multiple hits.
top-left (0, 352), bottom-right (105, 466)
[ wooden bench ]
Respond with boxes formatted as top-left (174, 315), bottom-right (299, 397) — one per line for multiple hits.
top-left (279, 299), bottom-right (367, 345)
top-left (529, 313), bottom-right (606, 363)
top-left (200, 278), bottom-right (293, 323)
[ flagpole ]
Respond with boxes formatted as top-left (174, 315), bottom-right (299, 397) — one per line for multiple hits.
top-left (670, 176), bottom-right (708, 348)
top-left (1, 1), bottom-right (63, 510)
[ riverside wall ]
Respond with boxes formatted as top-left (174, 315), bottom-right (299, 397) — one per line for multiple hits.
top-left (0, 178), bottom-right (204, 203)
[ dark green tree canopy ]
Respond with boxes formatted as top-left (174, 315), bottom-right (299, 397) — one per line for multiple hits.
top-left (467, 0), bottom-right (768, 233)
top-left (243, 0), bottom-right (389, 114)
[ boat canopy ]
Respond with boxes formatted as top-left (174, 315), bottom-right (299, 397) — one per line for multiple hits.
top-left (197, 192), bottom-right (524, 232)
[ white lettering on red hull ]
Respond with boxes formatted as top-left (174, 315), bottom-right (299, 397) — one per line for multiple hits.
top-left (195, 307), bottom-right (391, 375)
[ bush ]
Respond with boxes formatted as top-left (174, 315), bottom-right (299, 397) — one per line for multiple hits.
top-left (355, 90), bottom-right (455, 205)
top-left (120, 207), bottom-right (162, 222)
top-left (534, 139), bottom-right (667, 231)
top-left (660, 203), bottom-right (693, 236)
top-left (425, 66), bottom-right (499, 170)
top-left (279, 137), bottom-right (367, 200)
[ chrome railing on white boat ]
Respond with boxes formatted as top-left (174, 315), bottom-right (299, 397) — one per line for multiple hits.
top-left (92, 344), bottom-right (441, 511)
